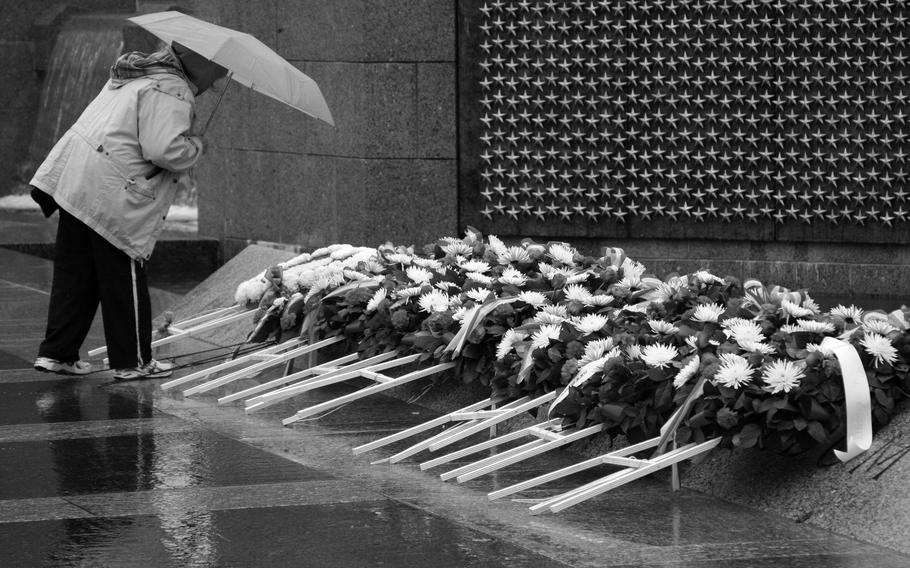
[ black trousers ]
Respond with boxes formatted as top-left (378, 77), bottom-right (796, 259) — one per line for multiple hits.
top-left (38, 209), bottom-right (152, 369)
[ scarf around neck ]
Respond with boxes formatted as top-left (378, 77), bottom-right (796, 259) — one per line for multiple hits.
top-left (109, 47), bottom-right (191, 89)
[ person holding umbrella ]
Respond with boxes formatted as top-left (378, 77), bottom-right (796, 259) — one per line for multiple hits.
top-left (30, 40), bottom-right (228, 379)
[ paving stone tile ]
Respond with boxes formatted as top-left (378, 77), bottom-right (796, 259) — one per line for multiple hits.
top-left (0, 430), bottom-right (330, 500)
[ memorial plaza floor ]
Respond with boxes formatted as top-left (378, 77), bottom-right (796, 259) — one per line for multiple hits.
top-left (1, 209), bottom-right (909, 567)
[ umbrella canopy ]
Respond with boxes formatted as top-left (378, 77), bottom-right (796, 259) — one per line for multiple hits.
top-left (128, 11), bottom-right (334, 126)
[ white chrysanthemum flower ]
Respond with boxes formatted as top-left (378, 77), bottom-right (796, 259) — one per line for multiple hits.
top-left (360, 259), bottom-right (386, 274)
top-left (618, 259), bottom-right (647, 288)
top-left (738, 340), bottom-right (776, 355)
top-left (442, 241), bottom-right (473, 255)
top-left (498, 265), bottom-right (528, 286)
top-left (435, 281), bottom-right (459, 291)
top-left (466, 288), bottom-right (493, 303)
top-left (685, 335), bottom-right (699, 350)
top-left (580, 337), bottom-right (615, 365)
top-left (365, 288), bottom-right (388, 312)
top-left (417, 289), bottom-right (450, 313)
top-left (863, 318), bottom-right (898, 336)
top-left (487, 234), bottom-right (509, 257)
top-left (674, 354), bottom-right (700, 388)
top-left (721, 317), bottom-right (754, 330)
top-left (495, 329), bottom-right (528, 360)
top-left (782, 298), bottom-right (813, 318)
top-left (538, 262), bottom-right (557, 279)
top-left (714, 353), bottom-right (755, 388)
top-left (530, 324), bottom-right (562, 349)
top-left (412, 257), bottom-right (443, 270)
top-left (860, 332), bottom-right (899, 366)
top-left (801, 296), bottom-right (821, 314)
top-left (648, 319), bottom-right (680, 334)
top-left (385, 253), bottom-right (413, 265)
top-left (829, 304), bottom-right (864, 323)
top-left (796, 319), bottom-right (835, 334)
top-left (779, 324), bottom-right (801, 334)
top-left (626, 344), bottom-right (643, 360)
top-left (540, 304), bottom-right (568, 318)
top-left (548, 243), bottom-right (577, 266)
top-left (572, 313), bottom-right (609, 335)
top-left (464, 272), bottom-right (491, 286)
top-left (460, 260), bottom-right (491, 273)
top-left (499, 246), bottom-right (531, 264)
top-left (535, 310), bottom-right (567, 325)
top-left (621, 303), bottom-right (649, 314)
top-left (574, 356), bottom-right (610, 383)
top-left (723, 319), bottom-right (766, 344)
top-left (465, 272), bottom-right (492, 286)
top-left (564, 283), bottom-right (594, 303)
top-left (692, 303), bottom-right (725, 323)
top-left (693, 270), bottom-right (723, 284)
top-left (566, 271), bottom-right (591, 284)
top-left (761, 359), bottom-right (806, 394)
top-left (452, 306), bottom-right (468, 322)
top-left (641, 344), bottom-right (680, 369)
top-left (406, 266), bottom-right (434, 284)
top-left (342, 269), bottom-right (372, 281)
top-left (516, 291), bottom-right (548, 306)
top-left (586, 294), bottom-right (614, 307)
top-left (806, 342), bottom-right (836, 356)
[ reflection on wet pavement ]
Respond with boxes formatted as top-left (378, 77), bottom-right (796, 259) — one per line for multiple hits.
top-left (0, 378), bottom-right (159, 425)
top-left (0, 501), bottom-right (567, 568)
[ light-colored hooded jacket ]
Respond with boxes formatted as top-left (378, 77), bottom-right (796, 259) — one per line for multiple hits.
top-left (30, 50), bottom-right (203, 261)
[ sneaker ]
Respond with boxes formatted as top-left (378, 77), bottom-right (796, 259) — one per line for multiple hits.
top-left (34, 356), bottom-right (93, 375)
top-left (113, 359), bottom-right (174, 380)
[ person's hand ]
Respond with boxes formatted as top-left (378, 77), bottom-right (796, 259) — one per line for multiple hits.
top-left (189, 135), bottom-right (205, 156)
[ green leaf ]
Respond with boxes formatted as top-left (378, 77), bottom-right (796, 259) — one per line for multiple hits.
top-left (806, 421), bottom-right (828, 443)
top-left (731, 423), bottom-right (761, 448)
top-left (600, 403), bottom-right (625, 423)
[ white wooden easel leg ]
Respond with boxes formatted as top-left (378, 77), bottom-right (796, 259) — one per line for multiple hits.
top-left (453, 424), bottom-right (604, 483)
top-left (89, 306), bottom-right (254, 358)
top-left (529, 438), bottom-right (721, 515)
top-left (244, 352), bottom-right (405, 413)
top-left (160, 337), bottom-right (306, 390)
top-left (427, 392), bottom-right (557, 452)
top-left (352, 398), bottom-right (494, 456)
top-left (487, 437), bottom-right (659, 501)
top-left (182, 336), bottom-right (344, 396)
top-left (281, 361), bottom-right (456, 425)
top-left (217, 353), bottom-right (360, 405)
top-left (421, 419), bottom-right (561, 472)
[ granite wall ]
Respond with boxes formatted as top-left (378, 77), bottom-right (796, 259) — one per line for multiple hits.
top-left (0, 0), bottom-right (132, 196)
top-left (175, 0), bottom-right (459, 256)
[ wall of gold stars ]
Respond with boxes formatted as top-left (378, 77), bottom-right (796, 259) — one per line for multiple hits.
top-left (458, 0), bottom-right (910, 244)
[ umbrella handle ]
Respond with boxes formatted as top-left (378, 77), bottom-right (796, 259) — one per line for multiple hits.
top-left (199, 72), bottom-right (233, 136)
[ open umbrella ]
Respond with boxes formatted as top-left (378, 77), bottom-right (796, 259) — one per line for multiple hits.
top-left (128, 11), bottom-right (334, 128)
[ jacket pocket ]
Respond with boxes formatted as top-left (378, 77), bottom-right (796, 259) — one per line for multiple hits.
top-left (124, 177), bottom-right (156, 201)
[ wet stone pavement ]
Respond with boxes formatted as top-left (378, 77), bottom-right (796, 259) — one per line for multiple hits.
top-left (2, 239), bottom-right (910, 566)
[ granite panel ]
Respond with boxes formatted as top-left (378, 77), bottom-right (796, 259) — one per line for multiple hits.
top-left (275, 153), bottom-right (339, 247)
top-left (792, 261), bottom-right (853, 294)
top-left (215, 0), bottom-right (278, 47)
top-left (276, 0), bottom-right (455, 62)
top-left (416, 63), bottom-right (457, 159)
top-left (848, 264), bottom-right (910, 297)
top-left (197, 149), bottom-right (282, 242)
top-left (335, 158), bottom-right (457, 247)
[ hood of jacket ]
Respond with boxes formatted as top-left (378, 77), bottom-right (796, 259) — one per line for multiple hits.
top-left (109, 47), bottom-right (194, 92)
